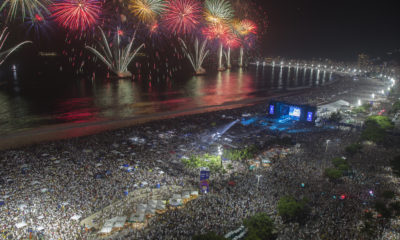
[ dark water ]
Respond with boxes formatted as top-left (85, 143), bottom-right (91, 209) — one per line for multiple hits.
top-left (0, 66), bottom-right (335, 135)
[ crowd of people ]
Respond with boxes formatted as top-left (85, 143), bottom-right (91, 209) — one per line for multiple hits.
top-left (1, 76), bottom-right (399, 240)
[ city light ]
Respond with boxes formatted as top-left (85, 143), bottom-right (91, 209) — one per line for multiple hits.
top-left (218, 145), bottom-right (222, 156)
top-left (369, 190), bottom-right (374, 197)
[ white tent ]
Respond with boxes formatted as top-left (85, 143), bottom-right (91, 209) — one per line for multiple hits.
top-left (71, 215), bottom-right (81, 221)
top-left (182, 191), bottom-right (190, 199)
top-left (146, 208), bottom-right (156, 215)
top-left (114, 216), bottom-right (127, 228)
top-left (141, 181), bottom-right (148, 186)
top-left (148, 200), bottom-right (158, 207)
top-left (99, 226), bottom-right (112, 234)
top-left (136, 208), bottom-right (146, 214)
top-left (169, 198), bottom-right (182, 206)
top-left (16, 221), bottom-right (27, 228)
top-left (156, 200), bottom-right (166, 210)
top-left (129, 213), bottom-right (145, 223)
top-left (103, 221), bottom-right (114, 228)
top-left (173, 194), bottom-right (181, 199)
top-left (156, 203), bottom-right (166, 210)
top-left (318, 100), bottom-right (350, 113)
top-left (36, 226), bottom-right (45, 231)
top-left (137, 204), bottom-right (147, 214)
top-left (191, 191), bottom-right (199, 196)
top-left (137, 204), bottom-right (147, 210)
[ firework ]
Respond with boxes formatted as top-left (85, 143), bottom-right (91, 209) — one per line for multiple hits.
top-left (202, 22), bottom-right (230, 40)
top-left (162, 0), bottom-right (201, 35)
top-left (233, 19), bottom-right (257, 36)
top-left (25, 13), bottom-right (54, 39)
top-left (129, 0), bottom-right (165, 23)
top-left (179, 37), bottom-right (209, 74)
top-left (50, 0), bottom-right (101, 31)
top-left (149, 21), bottom-right (159, 33)
top-left (0, 0), bottom-right (50, 22)
top-left (233, 19), bottom-right (257, 67)
top-left (222, 32), bottom-right (239, 69)
top-left (85, 27), bottom-right (144, 78)
top-left (204, 0), bottom-right (233, 24)
top-left (223, 32), bottom-right (240, 48)
top-left (0, 27), bottom-right (32, 65)
top-left (202, 22), bottom-right (231, 70)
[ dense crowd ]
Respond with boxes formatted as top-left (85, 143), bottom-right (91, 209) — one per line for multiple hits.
top-left (1, 76), bottom-right (399, 240)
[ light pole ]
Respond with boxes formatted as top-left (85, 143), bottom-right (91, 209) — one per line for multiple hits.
top-left (218, 145), bottom-right (223, 167)
top-left (256, 175), bottom-right (262, 187)
top-left (325, 139), bottom-right (331, 153)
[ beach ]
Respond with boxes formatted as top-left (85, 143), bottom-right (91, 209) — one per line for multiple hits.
top-left (1, 75), bottom-right (399, 240)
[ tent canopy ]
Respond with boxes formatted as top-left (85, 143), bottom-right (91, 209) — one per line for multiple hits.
top-left (99, 226), bottom-right (112, 234)
top-left (318, 100), bottom-right (350, 113)
top-left (16, 222), bottom-right (27, 228)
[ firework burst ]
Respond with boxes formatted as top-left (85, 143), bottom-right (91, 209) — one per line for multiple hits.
top-left (0, 0), bottom-right (50, 22)
top-left (233, 19), bottom-right (257, 36)
top-left (202, 22), bottom-right (230, 40)
top-left (50, 0), bottom-right (101, 31)
top-left (204, 0), bottom-right (233, 24)
top-left (25, 13), bottom-right (54, 39)
top-left (129, 0), bottom-right (165, 23)
top-left (223, 32), bottom-right (240, 48)
top-left (162, 0), bottom-right (201, 35)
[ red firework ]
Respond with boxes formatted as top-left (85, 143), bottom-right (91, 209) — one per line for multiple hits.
top-left (202, 23), bottom-right (230, 40)
top-left (239, 19), bottom-right (257, 35)
top-left (50, 0), bottom-right (101, 31)
top-left (162, 0), bottom-right (202, 35)
top-left (223, 32), bottom-right (240, 48)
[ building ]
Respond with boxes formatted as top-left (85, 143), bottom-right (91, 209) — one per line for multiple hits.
top-left (358, 53), bottom-right (370, 70)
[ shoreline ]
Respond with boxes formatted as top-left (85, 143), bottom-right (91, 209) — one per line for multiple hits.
top-left (0, 89), bottom-right (311, 151)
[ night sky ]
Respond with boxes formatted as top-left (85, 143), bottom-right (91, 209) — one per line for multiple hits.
top-left (258, 0), bottom-right (400, 61)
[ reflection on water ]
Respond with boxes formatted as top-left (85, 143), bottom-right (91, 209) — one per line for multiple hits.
top-left (0, 66), bottom-right (336, 134)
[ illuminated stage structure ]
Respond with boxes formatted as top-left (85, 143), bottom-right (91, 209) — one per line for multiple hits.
top-left (268, 100), bottom-right (317, 123)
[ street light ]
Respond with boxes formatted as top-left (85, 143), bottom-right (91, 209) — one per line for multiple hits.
top-left (325, 139), bottom-right (331, 152)
top-left (256, 175), bottom-right (262, 187)
top-left (218, 145), bottom-right (223, 167)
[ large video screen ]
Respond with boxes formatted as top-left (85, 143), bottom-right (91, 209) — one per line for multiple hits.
top-left (289, 106), bottom-right (301, 119)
